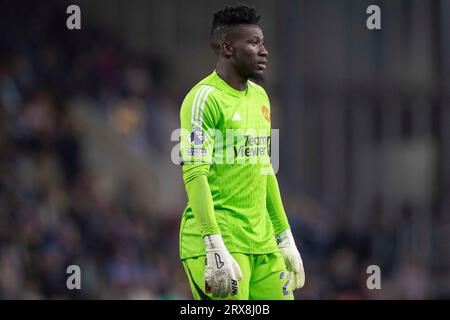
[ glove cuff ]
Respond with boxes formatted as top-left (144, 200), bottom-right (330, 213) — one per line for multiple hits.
top-left (203, 234), bottom-right (226, 251)
top-left (275, 229), bottom-right (296, 249)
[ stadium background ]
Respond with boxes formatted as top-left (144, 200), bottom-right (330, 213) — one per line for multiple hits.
top-left (0, 0), bottom-right (449, 299)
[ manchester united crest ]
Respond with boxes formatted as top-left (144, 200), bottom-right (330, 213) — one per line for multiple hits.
top-left (262, 106), bottom-right (270, 123)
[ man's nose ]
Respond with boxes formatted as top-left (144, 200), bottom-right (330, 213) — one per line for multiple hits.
top-left (259, 44), bottom-right (268, 57)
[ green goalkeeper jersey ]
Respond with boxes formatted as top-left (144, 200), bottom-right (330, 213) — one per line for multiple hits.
top-left (179, 70), bottom-right (279, 259)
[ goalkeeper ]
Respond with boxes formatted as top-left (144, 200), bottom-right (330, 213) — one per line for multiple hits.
top-left (178, 4), bottom-right (305, 300)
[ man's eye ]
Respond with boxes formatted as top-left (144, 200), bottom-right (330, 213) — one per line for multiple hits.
top-left (252, 42), bottom-right (259, 46)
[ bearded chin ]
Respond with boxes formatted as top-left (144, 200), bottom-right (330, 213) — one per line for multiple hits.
top-left (234, 61), bottom-right (265, 85)
top-left (249, 72), bottom-right (265, 85)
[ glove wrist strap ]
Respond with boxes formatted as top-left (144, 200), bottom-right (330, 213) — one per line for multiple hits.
top-left (204, 234), bottom-right (225, 251)
top-left (276, 229), bottom-right (296, 248)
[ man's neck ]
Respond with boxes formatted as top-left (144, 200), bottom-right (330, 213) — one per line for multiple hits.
top-left (215, 63), bottom-right (248, 91)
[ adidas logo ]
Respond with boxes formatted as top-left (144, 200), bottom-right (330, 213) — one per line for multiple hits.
top-left (232, 111), bottom-right (241, 121)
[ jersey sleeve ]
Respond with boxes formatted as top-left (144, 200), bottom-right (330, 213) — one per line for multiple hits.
top-left (180, 85), bottom-right (220, 165)
top-left (266, 168), bottom-right (290, 235)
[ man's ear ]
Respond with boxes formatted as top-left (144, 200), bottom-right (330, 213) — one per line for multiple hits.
top-left (221, 41), bottom-right (233, 57)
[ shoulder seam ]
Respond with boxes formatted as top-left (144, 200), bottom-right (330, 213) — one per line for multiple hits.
top-left (248, 81), bottom-right (266, 94)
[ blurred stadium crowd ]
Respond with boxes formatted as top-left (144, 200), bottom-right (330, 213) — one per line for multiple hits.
top-left (0, 1), bottom-right (447, 299)
top-left (0, 2), bottom-right (185, 299)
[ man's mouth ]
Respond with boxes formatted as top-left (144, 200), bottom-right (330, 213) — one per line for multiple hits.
top-left (257, 61), bottom-right (267, 70)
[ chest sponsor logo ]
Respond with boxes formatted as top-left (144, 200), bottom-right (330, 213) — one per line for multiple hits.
top-left (234, 134), bottom-right (271, 158)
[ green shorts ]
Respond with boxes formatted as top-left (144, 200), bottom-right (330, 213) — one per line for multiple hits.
top-left (181, 252), bottom-right (294, 300)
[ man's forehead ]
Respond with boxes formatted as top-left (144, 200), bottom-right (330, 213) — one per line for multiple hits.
top-left (228, 24), bottom-right (264, 40)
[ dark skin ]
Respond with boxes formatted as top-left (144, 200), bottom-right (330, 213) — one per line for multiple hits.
top-left (214, 24), bottom-right (268, 91)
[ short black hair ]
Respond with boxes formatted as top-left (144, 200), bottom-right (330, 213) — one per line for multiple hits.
top-left (210, 4), bottom-right (261, 50)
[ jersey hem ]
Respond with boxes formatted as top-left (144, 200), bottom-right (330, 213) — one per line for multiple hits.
top-left (180, 248), bottom-right (280, 261)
